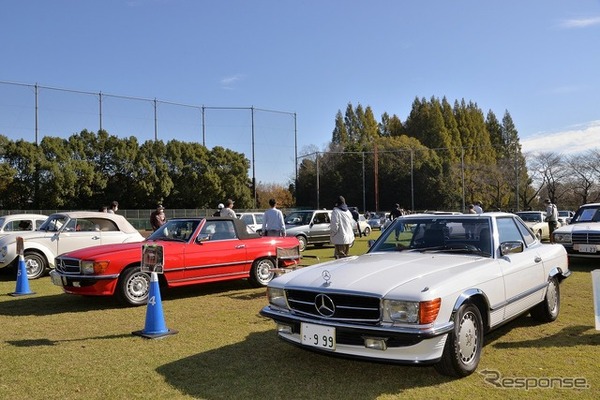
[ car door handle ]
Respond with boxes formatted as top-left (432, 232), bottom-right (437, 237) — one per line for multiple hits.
top-left (235, 245), bottom-right (246, 249)
top-left (92, 236), bottom-right (101, 240)
top-left (534, 256), bottom-right (542, 263)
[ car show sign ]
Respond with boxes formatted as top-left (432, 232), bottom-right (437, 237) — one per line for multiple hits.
top-left (141, 244), bottom-right (164, 274)
top-left (592, 270), bottom-right (600, 330)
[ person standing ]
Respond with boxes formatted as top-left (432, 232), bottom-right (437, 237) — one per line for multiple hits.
top-left (474, 201), bottom-right (483, 214)
top-left (220, 199), bottom-right (236, 218)
top-left (108, 201), bottom-right (119, 214)
top-left (389, 203), bottom-right (404, 240)
top-left (150, 205), bottom-right (166, 231)
top-left (213, 203), bottom-right (224, 217)
top-left (330, 196), bottom-right (355, 259)
top-left (544, 198), bottom-right (559, 243)
top-left (262, 198), bottom-right (286, 237)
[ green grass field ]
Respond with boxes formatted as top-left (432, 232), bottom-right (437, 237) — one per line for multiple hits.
top-left (1, 233), bottom-right (599, 399)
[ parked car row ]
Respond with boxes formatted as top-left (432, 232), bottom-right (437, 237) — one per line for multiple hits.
top-left (1, 205), bottom-right (586, 379)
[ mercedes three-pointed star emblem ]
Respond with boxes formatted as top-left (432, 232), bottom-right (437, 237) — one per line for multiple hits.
top-left (314, 293), bottom-right (335, 317)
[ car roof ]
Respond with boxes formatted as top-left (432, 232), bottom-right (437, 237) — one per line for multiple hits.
top-left (47, 211), bottom-right (138, 234)
top-left (0, 213), bottom-right (48, 220)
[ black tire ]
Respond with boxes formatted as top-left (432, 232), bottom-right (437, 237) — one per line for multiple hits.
top-left (116, 266), bottom-right (151, 306)
top-left (297, 236), bottom-right (308, 252)
top-left (435, 303), bottom-right (483, 377)
top-left (536, 230), bottom-right (542, 241)
top-left (249, 258), bottom-right (276, 287)
top-left (530, 277), bottom-right (560, 322)
top-left (363, 226), bottom-right (371, 236)
top-left (24, 251), bottom-right (47, 279)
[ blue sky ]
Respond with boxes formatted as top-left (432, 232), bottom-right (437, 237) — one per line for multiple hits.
top-left (1, 0), bottom-right (600, 185)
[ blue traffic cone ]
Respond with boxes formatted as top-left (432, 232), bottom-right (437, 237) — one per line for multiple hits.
top-left (132, 272), bottom-right (177, 339)
top-left (9, 255), bottom-right (35, 297)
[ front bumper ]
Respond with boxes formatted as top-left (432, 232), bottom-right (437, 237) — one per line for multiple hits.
top-left (260, 305), bottom-right (453, 364)
top-left (50, 270), bottom-right (120, 296)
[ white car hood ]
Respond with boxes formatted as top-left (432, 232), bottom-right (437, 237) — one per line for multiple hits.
top-left (273, 252), bottom-right (488, 299)
top-left (0, 231), bottom-right (56, 245)
top-left (555, 222), bottom-right (600, 233)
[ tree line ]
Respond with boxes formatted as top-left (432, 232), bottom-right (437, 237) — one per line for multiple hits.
top-left (3, 97), bottom-right (598, 213)
top-left (296, 97), bottom-right (530, 212)
top-left (0, 130), bottom-right (256, 210)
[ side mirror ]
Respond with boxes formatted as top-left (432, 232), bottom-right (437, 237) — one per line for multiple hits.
top-left (367, 239), bottom-right (375, 248)
top-left (500, 241), bottom-right (524, 256)
top-left (196, 234), bottom-right (211, 243)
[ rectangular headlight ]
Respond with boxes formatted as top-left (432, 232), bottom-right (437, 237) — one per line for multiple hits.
top-left (266, 287), bottom-right (288, 309)
top-left (383, 298), bottom-right (441, 324)
top-left (553, 232), bottom-right (572, 244)
top-left (383, 300), bottom-right (419, 323)
top-left (81, 260), bottom-right (109, 275)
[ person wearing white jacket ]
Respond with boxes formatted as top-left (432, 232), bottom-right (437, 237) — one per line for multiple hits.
top-left (330, 195), bottom-right (355, 258)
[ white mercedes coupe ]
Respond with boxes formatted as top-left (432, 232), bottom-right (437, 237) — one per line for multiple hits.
top-left (260, 212), bottom-right (570, 377)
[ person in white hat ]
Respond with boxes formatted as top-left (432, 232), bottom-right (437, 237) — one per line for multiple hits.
top-left (220, 199), bottom-right (236, 218)
top-left (213, 203), bottom-right (224, 217)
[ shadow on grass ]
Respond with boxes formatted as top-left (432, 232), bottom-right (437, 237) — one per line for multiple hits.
top-left (6, 333), bottom-right (132, 347)
top-left (567, 258), bottom-right (600, 272)
top-left (0, 291), bottom-right (122, 316)
top-left (493, 324), bottom-right (600, 349)
top-left (0, 278), bottom-right (269, 317)
top-left (157, 331), bottom-right (451, 400)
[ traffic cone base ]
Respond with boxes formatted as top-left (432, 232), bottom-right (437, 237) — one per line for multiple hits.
top-left (9, 256), bottom-right (35, 297)
top-left (132, 271), bottom-right (177, 339)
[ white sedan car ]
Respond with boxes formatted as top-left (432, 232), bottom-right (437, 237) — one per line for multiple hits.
top-left (0, 214), bottom-right (48, 237)
top-left (260, 212), bottom-right (570, 377)
top-left (0, 211), bottom-right (144, 279)
top-left (515, 211), bottom-right (549, 240)
top-left (553, 203), bottom-right (600, 258)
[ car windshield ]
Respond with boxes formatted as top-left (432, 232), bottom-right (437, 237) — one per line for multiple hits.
top-left (147, 219), bottom-right (201, 241)
top-left (516, 212), bottom-right (542, 223)
top-left (285, 212), bottom-right (312, 225)
top-left (571, 206), bottom-right (600, 223)
top-left (369, 216), bottom-right (493, 257)
top-left (39, 215), bottom-right (68, 232)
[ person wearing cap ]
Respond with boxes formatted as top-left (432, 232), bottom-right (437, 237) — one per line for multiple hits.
top-left (220, 199), bottom-right (236, 218)
top-left (150, 205), bottom-right (166, 231)
top-left (262, 198), bottom-right (286, 237)
top-left (330, 195), bottom-right (355, 259)
top-left (544, 198), bottom-right (559, 243)
top-left (213, 203), bottom-right (224, 217)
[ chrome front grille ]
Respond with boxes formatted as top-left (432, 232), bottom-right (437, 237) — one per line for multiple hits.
top-left (572, 232), bottom-right (600, 245)
top-left (55, 257), bottom-right (81, 274)
top-left (285, 289), bottom-right (381, 324)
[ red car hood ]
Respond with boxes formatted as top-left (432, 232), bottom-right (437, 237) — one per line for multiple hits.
top-left (59, 241), bottom-right (154, 259)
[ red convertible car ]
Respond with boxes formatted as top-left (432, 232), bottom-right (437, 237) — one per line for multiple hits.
top-left (50, 217), bottom-right (300, 306)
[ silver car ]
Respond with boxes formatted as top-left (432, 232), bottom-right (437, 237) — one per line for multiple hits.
top-left (284, 210), bottom-right (332, 251)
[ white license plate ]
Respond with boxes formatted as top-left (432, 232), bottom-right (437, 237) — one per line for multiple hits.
top-left (301, 323), bottom-right (336, 350)
top-left (577, 244), bottom-right (598, 253)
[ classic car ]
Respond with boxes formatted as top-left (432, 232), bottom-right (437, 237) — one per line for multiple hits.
top-left (553, 203), bottom-right (600, 258)
top-left (236, 212), bottom-right (264, 234)
top-left (515, 211), bottom-right (549, 241)
top-left (260, 212), bottom-right (570, 377)
top-left (367, 214), bottom-right (383, 230)
top-left (0, 214), bottom-right (48, 238)
top-left (285, 210), bottom-right (332, 251)
top-left (50, 217), bottom-right (301, 306)
top-left (0, 211), bottom-right (144, 279)
top-left (353, 214), bottom-right (371, 237)
top-left (558, 210), bottom-right (574, 226)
